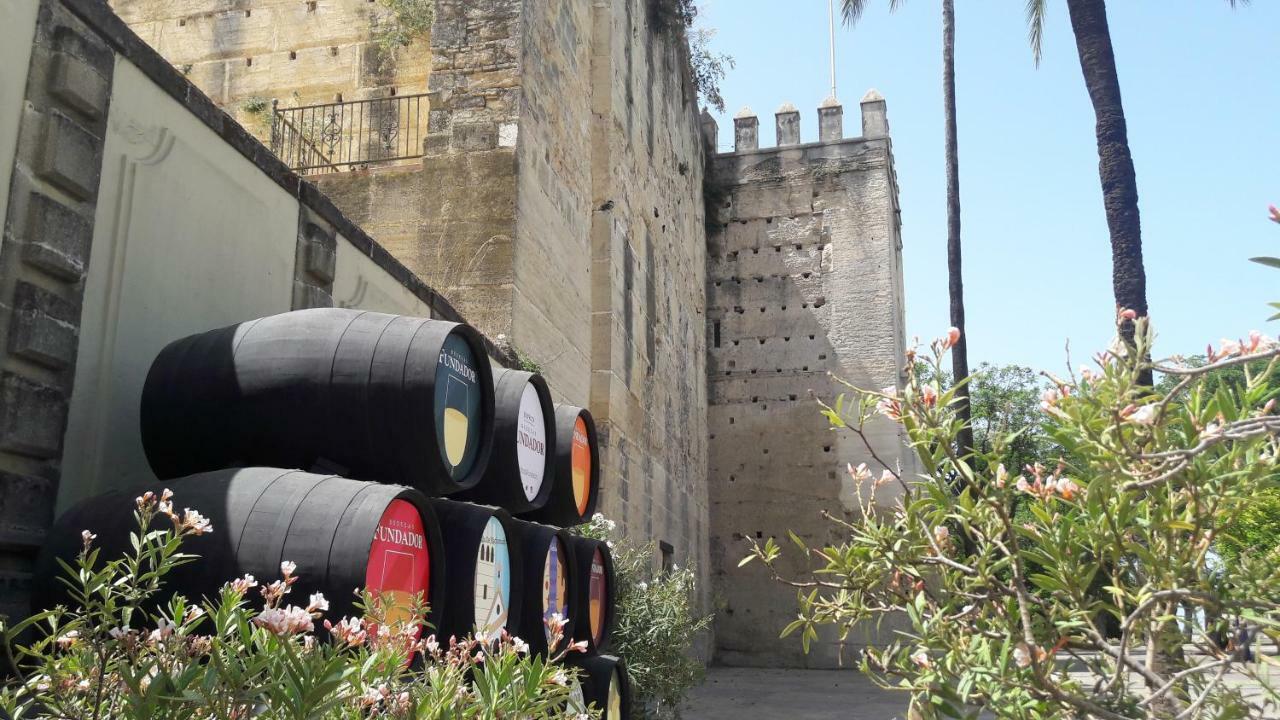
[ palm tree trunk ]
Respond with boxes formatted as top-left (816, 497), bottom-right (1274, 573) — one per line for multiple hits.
top-left (1065, 0), bottom-right (1151, 383)
top-left (942, 0), bottom-right (973, 455)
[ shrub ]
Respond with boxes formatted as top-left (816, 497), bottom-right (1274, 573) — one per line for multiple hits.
top-left (576, 515), bottom-right (712, 719)
top-left (0, 490), bottom-right (593, 719)
top-left (744, 315), bottom-right (1280, 719)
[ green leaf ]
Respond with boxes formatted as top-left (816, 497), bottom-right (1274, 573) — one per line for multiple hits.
top-left (1251, 256), bottom-right (1280, 269)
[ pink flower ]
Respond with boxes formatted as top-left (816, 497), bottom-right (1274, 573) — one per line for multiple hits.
top-left (1269, 204), bottom-right (1280, 224)
top-left (994, 464), bottom-right (1008, 489)
top-left (933, 526), bottom-right (950, 544)
top-left (875, 469), bottom-right (895, 489)
top-left (847, 463), bottom-right (872, 483)
top-left (1013, 644), bottom-right (1032, 668)
top-left (225, 574), bottom-right (258, 595)
top-left (1119, 308), bottom-right (1137, 321)
top-left (55, 630), bottom-right (80, 649)
top-left (910, 650), bottom-right (932, 669)
top-left (280, 561), bottom-right (297, 578)
top-left (942, 327), bottom-right (961, 350)
top-left (81, 530), bottom-right (96, 548)
top-left (1123, 405), bottom-right (1156, 426)
top-left (1015, 476), bottom-right (1032, 494)
top-left (1039, 389), bottom-right (1062, 414)
top-left (876, 386), bottom-right (902, 420)
top-left (306, 592), bottom-right (329, 614)
top-left (254, 605), bottom-right (314, 635)
top-left (921, 385), bottom-right (938, 408)
top-left (325, 616), bottom-right (367, 646)
top-left (181, 508), bottom-right (212, 535)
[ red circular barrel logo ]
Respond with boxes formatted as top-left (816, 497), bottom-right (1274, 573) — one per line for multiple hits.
top-left (365, 500), bottom-right (430, 636)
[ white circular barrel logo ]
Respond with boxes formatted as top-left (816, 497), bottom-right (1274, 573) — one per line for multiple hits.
top-left (515, 383), bottom-right (547, 501)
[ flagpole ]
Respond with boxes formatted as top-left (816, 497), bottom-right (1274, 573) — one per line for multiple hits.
top-left (827, 0), bottom-right (838, 100)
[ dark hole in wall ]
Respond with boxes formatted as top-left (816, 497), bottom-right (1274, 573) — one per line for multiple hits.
top-left (713, 321), bottom-right (720, 347)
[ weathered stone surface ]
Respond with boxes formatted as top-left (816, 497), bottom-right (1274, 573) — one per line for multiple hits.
top-left (706, 116), bottom-right (912, 667)
top-left (0, 372), bottom-right (67, 459)
top-left (21, 190), bottom-right (92, 280)
top-left (38, 109), bottom-right (101, 199)
top-left (8, 281), bottom-right (78, 370)
top-left (50, 50), bottom-right (111, 120)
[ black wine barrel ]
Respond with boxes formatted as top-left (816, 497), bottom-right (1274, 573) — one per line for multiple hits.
top-left (567, 535), bottom-right (616, 653)
top-left (34, 468), bottom-right (446, 635)
top-left (140, 308), bottom-right (495, 496)
top-left (510, 519), bottom-right (577, 655)
top-left (458, 369), bottom-right (556, 513)
top-left (517, 405), bottom-right (599, 527)
top-left (570, 654), bottom-right (631, 720)
top-left (430, 499), bottom-right (523, 642)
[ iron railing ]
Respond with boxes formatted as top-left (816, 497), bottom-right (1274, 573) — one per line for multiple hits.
top-left (269, 94), bottom-right (427, 173)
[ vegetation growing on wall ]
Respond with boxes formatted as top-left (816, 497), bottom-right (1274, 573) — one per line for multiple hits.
top-left (649, 0), bottom-right (734, 113)
top-left (373, 0), bottom-right (435, 55)
top-left (577, 515), bottom-right (712, 719)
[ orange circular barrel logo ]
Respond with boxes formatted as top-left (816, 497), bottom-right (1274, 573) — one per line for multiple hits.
top-left (571, 416), bottom-right (591, 515)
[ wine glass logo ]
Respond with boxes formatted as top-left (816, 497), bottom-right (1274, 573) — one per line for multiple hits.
top-left (442, 374), bottom-right (470, 472)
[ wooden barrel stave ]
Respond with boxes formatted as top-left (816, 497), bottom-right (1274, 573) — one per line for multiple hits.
top-left (140, 308), bottom-right (495, 496)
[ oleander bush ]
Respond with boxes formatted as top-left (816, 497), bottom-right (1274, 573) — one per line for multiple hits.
top-left (577, 515), bottom-right (713, 720)
top-left (745, 307), bottom-right (1280, 718)
top-left (0, 491), bottom-right (595, 720)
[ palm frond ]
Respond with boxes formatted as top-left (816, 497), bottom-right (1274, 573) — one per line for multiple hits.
top-left (1024, 0), bottom-right (1049, 66)
top-left (841, 0), bottom-right (872, 26)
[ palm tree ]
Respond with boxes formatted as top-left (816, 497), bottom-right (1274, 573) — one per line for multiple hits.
top-left (1024, 0), bottom-right (1247, 381)
top-left (841, 0), bottom-right (974, 457)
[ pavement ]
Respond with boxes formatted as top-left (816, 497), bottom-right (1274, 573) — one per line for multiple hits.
top-left (679, 667), bottom-right (909, 720)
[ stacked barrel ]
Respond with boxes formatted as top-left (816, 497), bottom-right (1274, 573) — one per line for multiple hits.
top-left (35, 308), bottom-right (626, 718)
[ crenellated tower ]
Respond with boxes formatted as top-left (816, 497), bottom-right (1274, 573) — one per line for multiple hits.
top-left (704, 91), bottom-right (914, 668)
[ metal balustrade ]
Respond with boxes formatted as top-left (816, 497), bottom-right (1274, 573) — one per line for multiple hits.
top-left (269, 94), bottom-right (427, 173)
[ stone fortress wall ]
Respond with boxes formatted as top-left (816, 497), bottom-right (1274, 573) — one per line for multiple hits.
top-left (103, 0), bottom-right (713, 618)
top-left (704, 94), bottom-right (915, 667)
top-left (28, 0), bottom-right (916, 668)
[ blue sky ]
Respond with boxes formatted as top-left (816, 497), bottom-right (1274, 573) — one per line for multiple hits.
top-left (701, 1), bottom-right (1279, 374)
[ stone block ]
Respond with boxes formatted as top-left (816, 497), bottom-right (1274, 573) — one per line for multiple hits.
top-left (0, 372), bottom-right (67, 459)
top-left (21, 191), bottom-right (91, 281)
top-left (0, 469), bottom-right (56, 548)
top-left (8, 281), bottom-right (77, 371)
top-left (38, 109), bottom-right (101, 200)
top-left (49, 50), bottom-right (111, 121)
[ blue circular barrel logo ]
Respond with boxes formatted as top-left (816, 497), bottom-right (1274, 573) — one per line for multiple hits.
top-left (435, 332), bottom-right (482, 478)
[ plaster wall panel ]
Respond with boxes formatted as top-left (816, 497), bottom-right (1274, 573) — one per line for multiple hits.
top-left (0, 0), bottom-right (42, 249)
top-left (333, 233), bottom-right (432, 317)
top-left (59, 57), bottom-right (298, 509)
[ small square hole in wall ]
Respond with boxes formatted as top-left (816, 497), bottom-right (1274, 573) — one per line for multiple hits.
top-left (334, 93), bottom-right (343, 102)
top-left (789, 394), bottom-right (797, 401)
top-left (289, 50), bottom-right (297, 60)
top-left (774, 246), bottom-right (781, 253)
top-left (729, 475), bottom-right (736, 482)
top-left (709, 434), bottom-right (715, 440)
top-left (783, 336), bottom-right (790, 342)
top-left (823, 445), bottom-right (831, 453)
top-left (750, 369), bottom-right (757, 375)
top-left (752, 396), bottom-right (759, 403)
top-left (802, 272), bottom-right (812, 279)
top-left (752, 248), bottom-right (759, 254)
top-left (245, 9), bottom-right (251, 17)
top-left (245, 57), bottom-right (252, 66)
top-left (390, 87), bottom-right (397, 96)
top-left (814, 296), bottom-right (827, 308)
top-left (729, 417), bottom-right (735, 424)
top-left (178, 18), bottom-right (186, 26)
top-left (809, 334), bottom-right (815, 340)
top-left (759, 307), bottom-right (765, 313)
top-left (308, 1), bottom-right (318, 10)
top-left (801, 303), bottom-right (809, 309)
top-left (758, 338), bottom-right (765, 345)
top-left (781, 305), bottom-right (787, 311)
top-left (818, 354), bottom-right (827, 360)
top-left (795, 244), bottom-right (802, 250)
top-left (802, 366), bottom-right (809, 371)
top-left (761, 404), bottom-right (768, 410)
top-left (727, 360), bottom-right (735, 368)
top-left (755, 531), bottom-right (763, 539)
top-left (762, 448), bottom-right (769, 454)
top-left (829, 471), bottom-right (837, 479)
top-left (329, 46), bottom-right (338, 56)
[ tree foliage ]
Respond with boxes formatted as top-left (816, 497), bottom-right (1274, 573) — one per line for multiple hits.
top-left (576, 516), bottom-right (712, 719)
top-left (745, 315), bottom-right (1280, 719)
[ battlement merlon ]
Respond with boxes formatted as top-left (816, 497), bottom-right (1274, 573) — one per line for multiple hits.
top-left (714, 90), bottom-right (890, 155)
